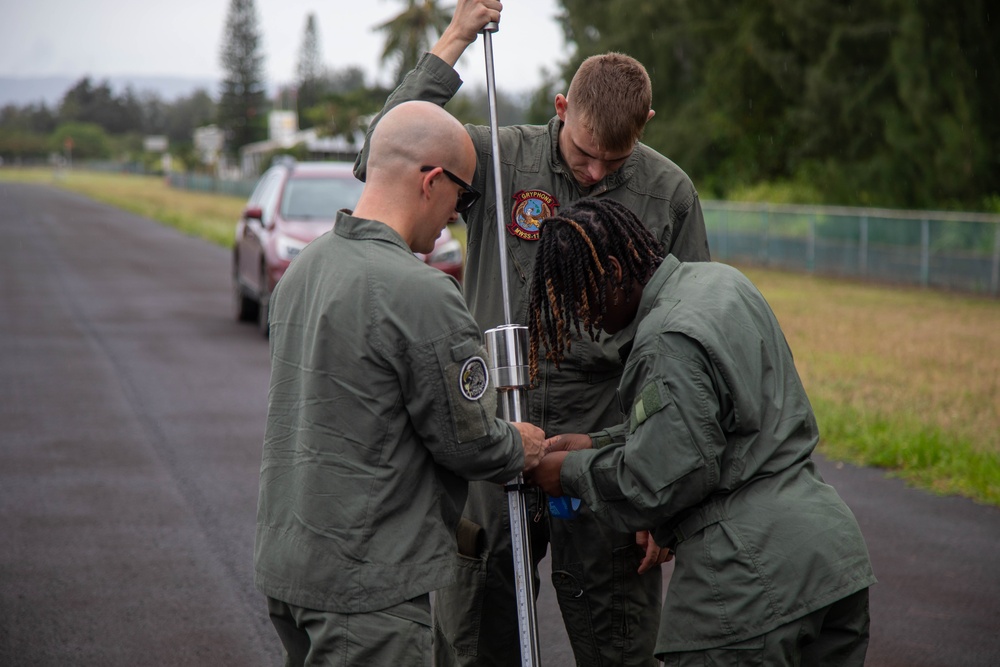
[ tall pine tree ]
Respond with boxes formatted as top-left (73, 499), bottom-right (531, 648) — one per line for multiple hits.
top-left (296, 13), bottom-right (323, 129)
top-left (218, 0), bottom-right (268, 156)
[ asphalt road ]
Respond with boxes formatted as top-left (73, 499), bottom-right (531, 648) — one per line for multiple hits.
top-left (1, 182), bottom-right (998, 666)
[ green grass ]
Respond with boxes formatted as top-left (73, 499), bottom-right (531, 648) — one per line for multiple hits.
top-left (1, 167), bottom-right (245, 247)
top-left (0, 166), bottom-right (469, 253)
top-left (741, 266), bottom-right (999, 506)
top-left (814, 397), bottom-right (1000, 505)
top-left (4, 166), bottom-right (998, 506)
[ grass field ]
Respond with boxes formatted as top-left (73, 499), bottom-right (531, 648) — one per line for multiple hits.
top-left (0, 166), bottom-right (245, 247)
top-left (742, 267), bottom-right (999, 505)
top-left (4, 167), bottom-right (998, 506)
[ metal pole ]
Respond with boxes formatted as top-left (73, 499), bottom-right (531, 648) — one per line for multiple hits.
top-left (481, 22), bottom-right (542, 667)
top-left (482, 25), bottom-right (513, 326)
top-left (761, 208), bottom-right (770, 266)
top-left (991, 224), bottom-right (999, 298)
top-left (920, 218), bottom-right (930, 287)
top-left (859, 215), bottom-right (868, 277)
top-left (807, 214), bottom-right (816, 273)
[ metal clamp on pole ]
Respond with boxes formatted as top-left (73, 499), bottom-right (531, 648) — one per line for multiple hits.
top-left (485, 325), bottom-right (540, 667)
top-left (481, 19), bottom-right (542, 667)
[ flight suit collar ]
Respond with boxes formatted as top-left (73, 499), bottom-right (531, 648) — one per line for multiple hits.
top-left (547, 116), bottom-right (571, 180)
top-left (615, 254), bottom-right (682, 364)
top-left (333, 210), bottom-right (413, 254)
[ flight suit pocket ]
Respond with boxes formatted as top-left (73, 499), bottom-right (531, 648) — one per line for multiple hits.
top-left (433, 548), bottom-right (489, 657)
top-left (444, 341), bottom-right (497, 443)
top-left (551, 563), bottom-right (600, 661)
top-left (550, 544), bottom-right (650, 665)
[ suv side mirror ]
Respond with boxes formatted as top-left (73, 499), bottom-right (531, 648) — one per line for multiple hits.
top-left (245, 205), bottom-right (263, 221)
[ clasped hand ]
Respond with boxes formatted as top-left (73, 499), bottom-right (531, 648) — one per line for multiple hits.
top-left (525, 432), bottom-right (674, 573)
top-left (524, 432), bottom-right (592, 496)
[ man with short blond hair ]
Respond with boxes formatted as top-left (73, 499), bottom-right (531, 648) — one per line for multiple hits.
top-left (355, 2), bottom-right (711, 665)
top-left (566, 52), bottom-right (654, 151)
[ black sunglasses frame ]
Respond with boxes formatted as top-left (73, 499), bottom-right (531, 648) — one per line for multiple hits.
top-left (420, 165), bottom-right (481, 213)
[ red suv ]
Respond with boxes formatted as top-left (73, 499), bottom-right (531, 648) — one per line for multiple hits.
top-left (233, 160), bottom-right (464, 335)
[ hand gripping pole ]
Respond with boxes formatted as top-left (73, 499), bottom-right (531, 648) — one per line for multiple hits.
top-left (481, 21), bottom-right (542, 667)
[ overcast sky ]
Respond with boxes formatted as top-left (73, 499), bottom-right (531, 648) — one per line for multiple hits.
top-left (0, 0), bottom-right (568, 96)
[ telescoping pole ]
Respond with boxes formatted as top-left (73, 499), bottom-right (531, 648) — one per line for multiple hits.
top-left (480, 22), bottom-right (542, 667)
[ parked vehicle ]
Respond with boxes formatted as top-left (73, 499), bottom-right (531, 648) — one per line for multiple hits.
top-left (233, 159), bottom-right (464, 336)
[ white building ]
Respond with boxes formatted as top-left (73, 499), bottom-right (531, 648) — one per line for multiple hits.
top-left (239, 111), bottom-right (364, 177)
top-left (193, 125), bottom-right (225, 166)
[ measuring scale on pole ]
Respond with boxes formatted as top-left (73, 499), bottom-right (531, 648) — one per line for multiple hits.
top-left (480, 22), bottom-right (542, 667)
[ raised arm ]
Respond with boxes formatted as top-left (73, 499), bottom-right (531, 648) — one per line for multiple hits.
top-left (431, 0), bottom-right (503, 67)
top-left (354, 0), bottom-right (502, 182)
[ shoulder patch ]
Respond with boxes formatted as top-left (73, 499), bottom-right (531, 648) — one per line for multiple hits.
top-left (508, 190), bottom-right (559, 241)
top-left (629, 378), bottom-right (671, 434)
top-left (459, 356), bottom-right (490, 401)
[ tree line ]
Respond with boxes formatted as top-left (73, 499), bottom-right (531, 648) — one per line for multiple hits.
top-left (1, 0), bottom-right (995, 211)
top-left (553, 0), bottom-right (999, 210)
top-left (0, 78), bottom-right (216, 168)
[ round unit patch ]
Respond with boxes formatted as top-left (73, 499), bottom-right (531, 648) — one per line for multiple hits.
top-left (459, 356), bottom-right (489, 401)
top-left (508, 189), bottom-right (559, 241)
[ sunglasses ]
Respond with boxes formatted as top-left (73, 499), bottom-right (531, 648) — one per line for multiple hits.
top-left (420, 165), bottom-right (481, 213)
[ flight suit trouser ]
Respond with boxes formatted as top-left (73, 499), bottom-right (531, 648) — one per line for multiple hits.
top-left (660, 587), bottom-right (871, 666)
top-left (433, 480), bottom-right (663, 667)
top-left (267, 594), bottom-right (432, 667)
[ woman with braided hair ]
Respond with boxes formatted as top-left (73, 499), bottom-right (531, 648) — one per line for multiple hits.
top-left (527, 197), bottom-right (665, 385)
top-left (528, 198), bottom-right (876, 666)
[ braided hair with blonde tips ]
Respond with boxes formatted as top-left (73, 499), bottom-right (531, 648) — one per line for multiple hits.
top-left (527, 197), bottom-right (665, 384)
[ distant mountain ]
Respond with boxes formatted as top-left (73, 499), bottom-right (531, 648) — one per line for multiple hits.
top-left (0, 75), bottom-right (221, 107)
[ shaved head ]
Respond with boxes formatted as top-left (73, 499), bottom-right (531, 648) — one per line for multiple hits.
top-left (368, 101), bottom-right (474, 180)
top-left (352, 100), bottom-right (476, 253)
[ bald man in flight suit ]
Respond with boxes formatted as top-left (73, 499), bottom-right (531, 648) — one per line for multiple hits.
top-left (254, 100), bottom-right (546, 667)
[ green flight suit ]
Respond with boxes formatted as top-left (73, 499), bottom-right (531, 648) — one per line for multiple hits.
top-left (561, 256), bottom-right (877, 660)
top-left (254, 214), bottom-right (527, 634)
top-left (355, 54), bottom-right (711, 666)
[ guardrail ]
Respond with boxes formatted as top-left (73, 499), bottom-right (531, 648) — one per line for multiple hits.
top-left (702, 201), bottom-right (1000, 297)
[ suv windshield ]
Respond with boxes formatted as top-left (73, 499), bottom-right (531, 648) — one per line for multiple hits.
top-left (280, 177), bottom-right (365, 220)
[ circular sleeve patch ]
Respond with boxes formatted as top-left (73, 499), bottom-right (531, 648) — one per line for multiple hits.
top-left (459, 356), bottom-right (489, 401)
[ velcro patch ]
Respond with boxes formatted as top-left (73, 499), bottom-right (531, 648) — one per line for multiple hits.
top-left (629, 379), bottom-right (670, 434)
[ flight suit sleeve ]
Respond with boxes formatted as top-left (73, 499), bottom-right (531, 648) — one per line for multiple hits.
top-left (588, 423), bottom-right (629, 449)
top-left (666, 192), bottom-right (711, 262)
top-left (354, 53), bottom-right (463, 182)
top-left (396, 282), bottom-right (524, 484)
top-left (559, 334), bottom-right (725, 533)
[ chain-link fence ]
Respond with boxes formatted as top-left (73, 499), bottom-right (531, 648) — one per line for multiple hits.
top-left (703, 201), bottom-right (1000, 297)
top-left (161, 172), bottom-right (1000, 297)
top-left (166, 172), bottom-right (257, 199)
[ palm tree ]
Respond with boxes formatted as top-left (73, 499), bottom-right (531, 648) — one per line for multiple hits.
top-left (375, 0), bottom-right (453, 86)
